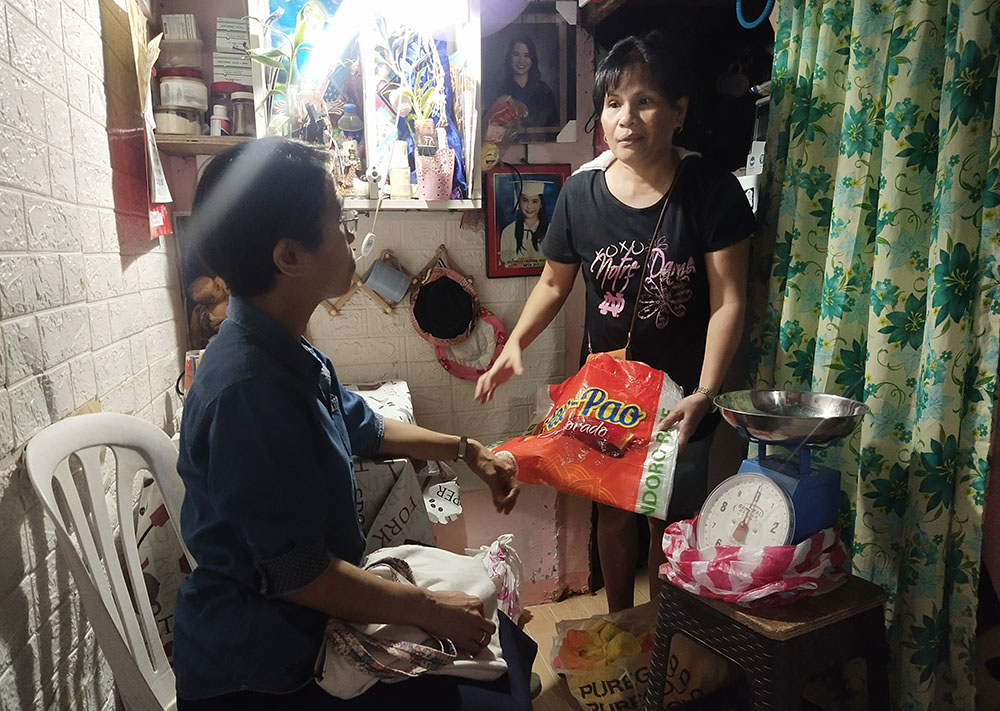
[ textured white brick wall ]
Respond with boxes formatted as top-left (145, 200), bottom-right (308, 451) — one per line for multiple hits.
top-left (307, 212), bottom-right (569, 452)
top-left (0, 2), bottom-right (592, 706)
top-left (0, 1), bottom-right (186, 709)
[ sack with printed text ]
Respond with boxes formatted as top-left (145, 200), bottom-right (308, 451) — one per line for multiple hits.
top-left (495, 354), bottom-right (682, 519)
top-left (356, 458), bottom-right (434, 555)
top-left (551, 602), bottom-right (740, 711)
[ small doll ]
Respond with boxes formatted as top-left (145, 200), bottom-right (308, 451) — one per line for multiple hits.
top-left (188, 276), bottom-right (230, 348)
top-left (481, 96), bottom-right (527, 170)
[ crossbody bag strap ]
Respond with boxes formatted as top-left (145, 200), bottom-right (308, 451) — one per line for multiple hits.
top-left (322, 556), bottom-right (457, 680)
top-left (324, 622), bottom-right (457, 680)
top-left (588, 157), bottom-right (690, 355)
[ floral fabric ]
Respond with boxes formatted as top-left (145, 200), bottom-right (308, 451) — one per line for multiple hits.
top-left (748, 0), bottom-right (1000, 707)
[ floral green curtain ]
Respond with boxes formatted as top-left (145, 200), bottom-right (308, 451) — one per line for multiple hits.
top-left (748, 0), bottom-right (1000, 707)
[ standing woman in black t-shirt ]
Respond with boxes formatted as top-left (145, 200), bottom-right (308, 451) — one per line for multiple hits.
top-left (474, 31), bottom-right (756, 613)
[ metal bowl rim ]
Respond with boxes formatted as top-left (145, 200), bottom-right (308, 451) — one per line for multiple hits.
top-left (713, 389), bottom-right (870, 420)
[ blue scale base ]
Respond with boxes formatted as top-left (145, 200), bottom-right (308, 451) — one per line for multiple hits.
top-left (736, 453), bottom-right (841, 543)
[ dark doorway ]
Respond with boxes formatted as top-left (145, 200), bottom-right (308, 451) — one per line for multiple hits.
top-left (589, 0), bottom-right (775, 172)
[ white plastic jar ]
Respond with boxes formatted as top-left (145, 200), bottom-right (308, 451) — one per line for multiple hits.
top-left (160, 76), bottom-right (209, 112)
top-left (153, 106), bottom-right (202, 135)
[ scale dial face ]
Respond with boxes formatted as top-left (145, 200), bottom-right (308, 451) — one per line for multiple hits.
top-left (697, 473), bottom-right (794, 547)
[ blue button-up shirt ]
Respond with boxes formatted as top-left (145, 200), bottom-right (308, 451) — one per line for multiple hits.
top-left (174, 297), bottom-right (384, 699)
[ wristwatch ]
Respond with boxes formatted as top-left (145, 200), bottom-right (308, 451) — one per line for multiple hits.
top-left (456, 435), bottom-right (468, 461)
top-left (693, 386), bottom-right (718, 411)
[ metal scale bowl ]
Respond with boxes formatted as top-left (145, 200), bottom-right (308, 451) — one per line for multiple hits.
top-left (710, 390), bottom-right (869, 543)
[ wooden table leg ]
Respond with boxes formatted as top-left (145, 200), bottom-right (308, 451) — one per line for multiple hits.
top-left (863, 608), bottom-right (890, 709)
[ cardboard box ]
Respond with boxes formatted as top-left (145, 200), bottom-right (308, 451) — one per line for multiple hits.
top-left (213, 52), bottom-right (253, 85)
top-left (161, 14), bottom-right (199, 41)
top-left (216, 17), bottom-right (249, 54)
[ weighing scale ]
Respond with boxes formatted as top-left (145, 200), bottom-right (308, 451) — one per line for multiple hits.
top-left (697, 390), bottom-right (868, 547)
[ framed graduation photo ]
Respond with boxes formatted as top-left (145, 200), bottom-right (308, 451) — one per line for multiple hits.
top-left (482, 2), bottom-right (578, 144)
top-left (486, 163), bottom-right (570, 278)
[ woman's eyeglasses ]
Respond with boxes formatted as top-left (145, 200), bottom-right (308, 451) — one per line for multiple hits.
top-left (340, 209), bottom-right (360, 235)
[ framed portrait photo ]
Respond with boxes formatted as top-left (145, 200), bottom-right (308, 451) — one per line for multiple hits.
top-left (486, 163), bottom-right (571, 278)
top-left (482, 2), bottom-right (577, 143)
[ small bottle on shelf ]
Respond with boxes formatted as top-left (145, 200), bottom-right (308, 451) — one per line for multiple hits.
top-left (210, 105), bottom-right (230, 136)
top-left (337, 104), bottom-right (364, 142)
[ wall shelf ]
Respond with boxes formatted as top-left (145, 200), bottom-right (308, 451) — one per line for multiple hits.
top-left (153, 137), bottom-right (481, 211)
top-left (155, 135), bottom-right (253, 157)
top-left (343, 198), bottom-right (481, 211)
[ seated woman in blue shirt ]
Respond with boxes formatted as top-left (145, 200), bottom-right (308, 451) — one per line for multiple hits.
top-left (175, 137), bottom-right (532, 710)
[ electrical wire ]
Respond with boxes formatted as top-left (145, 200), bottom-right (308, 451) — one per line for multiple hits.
top-left (736, 0), bottom-right (775, 29)
top-left (501, 161), bottom-right (525, 212)
top-left (358, 53), bottom-right (411, 258)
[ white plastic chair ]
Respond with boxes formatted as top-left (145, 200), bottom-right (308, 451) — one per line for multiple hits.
top-left (25, 412), bottom-right (194, 711)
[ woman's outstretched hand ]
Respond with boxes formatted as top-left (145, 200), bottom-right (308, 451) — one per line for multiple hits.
top-left (464, 439), bottom-right (520, 514)
top-left (656, 393), bottom-right (713, 451)
top-left (474, 343), bottom-right (524, 403)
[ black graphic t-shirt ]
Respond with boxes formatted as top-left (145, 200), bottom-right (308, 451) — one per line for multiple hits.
top-left (543, 155), bottom-right (756, 440)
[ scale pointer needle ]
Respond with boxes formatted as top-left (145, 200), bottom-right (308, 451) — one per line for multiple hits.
top-left (732, 485), bottom-right (763, 543)
top-left (732, 520), bottom-right (748, 543)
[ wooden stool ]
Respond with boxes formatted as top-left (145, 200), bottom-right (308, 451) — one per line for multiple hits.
top-left (641, 576), bottom-right (890, 710)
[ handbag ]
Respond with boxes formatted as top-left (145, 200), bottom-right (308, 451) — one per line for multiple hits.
top-left (586, 159), bottom-right (689, 363)
top-left (316, 543), bottom-right (510, 699)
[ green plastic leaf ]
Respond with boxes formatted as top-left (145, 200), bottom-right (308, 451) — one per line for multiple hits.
top-left (257, 88), bottom-right (285, 112)
top-left (248, 49), bottom-right (286, 69)
top-left (253, 47), bottom-right (286, 60)
top-left (268, 114), bottom-right (290, 136)
top-left (292, 1), bottom-right (328, 48)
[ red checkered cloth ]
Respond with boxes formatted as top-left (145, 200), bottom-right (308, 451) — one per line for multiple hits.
top-left (659, 517), bottom-right (849, 607)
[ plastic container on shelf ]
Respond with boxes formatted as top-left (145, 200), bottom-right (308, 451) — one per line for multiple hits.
top-left (388, 140), bottom-right (412, 199)
top-left (153, 106), bottom-right (202, 135)
top-left (230, 91), bottom-right (255, 136)
top-left (157, 38), bottom-right (204, 69)
top-left (160, 75), bottom-right (208, 112)
top-left (210, 105), bottom-right (230, 136)
top-left (158, 67), bottom-right (203, 79)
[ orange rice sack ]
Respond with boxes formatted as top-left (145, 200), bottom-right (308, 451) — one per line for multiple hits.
top-left (496, 354), bottom-right (683, 519)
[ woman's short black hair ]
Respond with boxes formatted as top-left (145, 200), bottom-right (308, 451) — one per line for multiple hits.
top-left (505, 35), bottom-right (542, 86)
top-left (593, 30), bottom-right (694, 114)
top-left (189, 137), bottom-right (333, 298)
